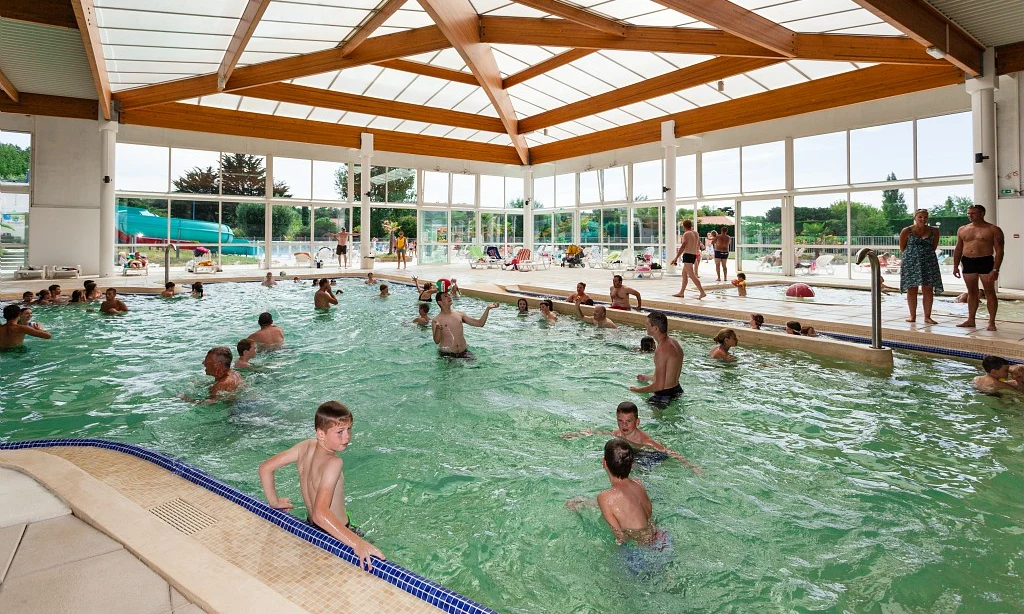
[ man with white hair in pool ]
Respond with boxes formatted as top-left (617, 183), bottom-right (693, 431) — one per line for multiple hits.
top-left (574, 300), bottom-right (617, 329)
top-left (431, 281), bottom-right (499, 359)
top-left (629, 311), bottom-right (684, 407)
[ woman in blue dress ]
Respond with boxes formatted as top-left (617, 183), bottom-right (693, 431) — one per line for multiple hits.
top-left (899, 209), bottom-right (943, 324)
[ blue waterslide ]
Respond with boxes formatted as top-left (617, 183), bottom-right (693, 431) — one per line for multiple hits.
top-left (116, 206), bottom-right (259, 255)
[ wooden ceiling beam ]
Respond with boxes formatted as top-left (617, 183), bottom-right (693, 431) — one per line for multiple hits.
top-left (0, 66), bottom-right (18, 103)
top-left (114, 25), bottom-right (451, 110)
top-left (339, 0), bottom-right (408, 56)
top-left (0, 0), bottom-right (78, 30)
top-left (242, 82), bottom-right (507, 133)
top-left (374, 59), bottom-right (479, 85)
top-left (419, 0), bottom-right (530, 164)
top-left (502, 49), bottom-right (595, 89)
top-left (508, 0), bottom-right (624, 37)
top-left (851, 0), bottom-right (984, 76)
top-left (479, 17), bottom-right (948, 66)
top-left (0, 92), bottom-right (98, 120)
top-left (520, 56), bottom-right (781, 133)
top-left (217, 0), bottom-right (272, 91)
top-left (530, 64), bottom-right (964, 164)
top-left (122, 103), bottom-right (521, 165)
top-left (649, 0), bottom-right (795, 57)
top-left (996, 40), bottom-right (1024, 76)
top-left (71, 0), bottom-right (111, 120)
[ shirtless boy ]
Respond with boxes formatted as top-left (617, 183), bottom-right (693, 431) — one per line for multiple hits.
top-left (953, 205), bottom-right (1004, 331)
top-left (609, 275), bottom-right (642, 311)
top-left (566, 282), bottom-right (594, 305)
top-left (203, 346), bottom-right (244, 397)
top-left (563, 402), bottom-right (700, 474)
top-left (21, 291), bottom-right (34, 305)
top-left (712, 226), bottom-right (731, 282)
top-left (972, 355), bottom-right (1022, 395)
top-left (259, 401), bottom-right (385, 571)
top-left (262, 272), bottom-right (277, 287)
top-left (630, 311), bottom-right (684, 406)
top-left (248, 312), bottom-right (285, 349)
top-left (334, 228), bottom-right (358, 268)
top-left (431, 290), bottom-right (498, 358)
top-left (100, 288), bottom-right (129, 314)
top-left (378, 284), bottom-right (390, 298)
top-left (539, 299), bottom-right (558, 323)
top-left (235, 339), bottom-right (256, 368)
top-left (411, 302), bottom-right (431, 325)
top-left (160, 282), bottom-right (176, 297)
top-left (364, 272), bottom-right (376, 285)
top-left (670, 219), bottom-right (706, 299)
top-left (575, 301), bottom-right (617, 329)
top-left (315, 279), bottom-right (338, 310)
top-left (0, 304), bottom-right (52, 349)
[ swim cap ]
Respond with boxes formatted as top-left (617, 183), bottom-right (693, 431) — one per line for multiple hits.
top-left (436, 278), bottom-right (453, 293)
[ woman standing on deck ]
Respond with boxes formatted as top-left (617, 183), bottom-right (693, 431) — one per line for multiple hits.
top-left (899, 209), bottom-right (943, 324)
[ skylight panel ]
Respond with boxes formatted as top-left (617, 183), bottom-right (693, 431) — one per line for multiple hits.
top-left (543, 126), bottom-right (579, 141)
top-left (787, 60), bottom-right (858, 80)
top-left (488, 134), bottom-right (514, 146)
top-left (261, 2), bottom-right (369, 27)
top-left (570, 54), bottom-right (645, 89)
top-left (235, 51), bottom-right (296, 67)
top-left (425, 82), bottom-right (480, 110)
top-left (552, 120), bottom-right (595, 136)
top-left (482, 3), bottom-right (550, 17)
top-left (396, 76), bottom-right (448, 105)
top-left (598, 51), bottom-right (676, 79)
top-left (105, 46), bottom-right (222, 63)
top-left (507, 96), bottom-right (547, 118)
top-left (491, 50), bottom-right (531, 77)
top-left (250, 22), bottom-right (358, 42)
top-left (106, 60), bottom-right (214, 75)
top-left (508, 81), bottom-right (573, 109)
top-left (242, 38), bottom-right (334, 55)
top-left (369, 117), bottom-right (404, 131)
top-left (745, 63), bottom-right (808, 90)
top-left (96, 7), bottom-right (238, 35)
top-left (110, 75), bottom-right (181, 88)
top-left (199, 93), bottom-right (242, 110)
top-left (430, 49), bottom-right (469, 71)
top-left (308, 108), bottom-right (345, 123)
top-left (471, 0), bottom-right (512, 15)
top-left (364, 69), bottom-right (417, 100)
top-left (677, 20), bottom-right (714, 29)
top-left (624, 9), bottom-right (698, 27)
top-left (445, 128), bottom-right (479, 141)
top-left (378, 8), bottom-right (435, 28)
top-left (295, 0), bottom-right (380, 8)
top-left (754, 0), bottom-right (860, 25)
top-left (781, 9), bottom-right (880, 33)
top-left (525, 134), bottom-right (553, 147)
top-left (728, 0), bottom-right (789, 9)
top-left (656, 53), bottom-right (716, 70)
top-left (467, 132), bottom-right (496, 144)
top-left (238, 97), bottom-right (281, 115)
top-left (676, 84), bottom-right (729, 107)
top-left (452, 89), bottom-right (494, 114)
top-left (582, 0), bottom-right (665, 20)
top-left (95, 0), bottom-right (249, 18)
top-left (330, 65), bottom-right (384, 95)
top-left (545, 66), bottom-right (615, 97)
top-left (831, 23), bottom-right (903, 36)
top-left (99, 30), bottom-right (228, 49)
top-left (715, 74), bottom-right (766, 99)
top-left (618, 101), bottom-right (670, 121)
top-left (368, 26), bottom-right (407, 38)
top-left (643, 93), bottom-right (697, 114)
top-left (594, 108), bottom-right (641, 126)
top-left (292, 71), bottom-right (340, 89)
top-left (573, 114), bottom-right (620, 132)
top-left (338, 112), bottom-right (375, 127)
top-left (275, 102), bottom-right (315, 119)
top-left (421, 125), bottom-right (456, 138)
top-left (491, 45), bottom-right (556, 68)
top-left (394, 120), bottom-right (430, 134)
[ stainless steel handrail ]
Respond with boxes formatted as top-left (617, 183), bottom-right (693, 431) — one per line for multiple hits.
top-left (855, 247), bottom-right (883, 349)
top-left (162, 243), bottom-right (179, 286)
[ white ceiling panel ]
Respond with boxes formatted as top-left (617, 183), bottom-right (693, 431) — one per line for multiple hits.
top-left (106, 60), bottom-right (214, 74)
top-left (584, 0), bottom-right (667, 20)
top-left (676, 84), bottom-right (730, 107)
top-left (509, 81), bottom-right (573, 110)
top-left (755, 0), bottom-right (861, 24)
top-left (105, 46), bottom-right (222, 63)
top-left (0, 20), bottom-right (98, 99)
top-left (598, 51), bottom-right (677, 79)
top-left (236, 51), bottom-right (297, 67)
top-left (452, 89), bottom-right (494, 114)
top-left (492, 50), bottom-right (532, 77)
top-left (379, 8), bottom-right (435, 29)
top-left (330, 65), bottom-right (385, 95)
top-left (830, 23), bottom-right (903, 36)
top-left (644, 93), bottom-right (697, 114)
top-left (238, 97), bottom-right (281, 114)
top-left (745, 63), bottom-right (809, 90)
top-left (95, 0), bottom-right (249, 18)
top-left (369, 116), bottom-right (404, 131)
top-left (421, 124), bottom-right (456, 138)
top-left (250, 21), bottom-right (357, 42)
top-left (363, 69), bottom-right (418, 100)
top-left (241, 38), bottom-right (335, 54)
top-left (291, 71), bottom-right (340, 89)
top-left (394, 120), bottom-right (431, 134)
top-left (593, 108), bottom-right (639, 126)
top-left (488, 134), bottom-right (514, 146)
top-left (275, 102), bottom-right (315, 118)
top-left (623, 8), bottom-right (698, 27)
top-left (338, 112), bottom-right (375, 127)
top-left (445, 127), bottom-right (479, 141)
top-left (396, 76), bottom-right (449, 105)
top-left (715, 74), bottom-right (766, 99)
top-left (425, 82), bottom-right (480, 109)
top-left (551, 120), bottom-right (594, 136)
top-left (482, 3), bottom-right (550, 17)
top-left (544, 66), bottom-right (614, 98)
top-left (308, 108), bottom-right (345, 123)
top-left (782, 9), bottom-right (881, 33)
top-left (508, 96), bottom-right (548, 118)
top-left (570, 54), bottom-right (646, 89)
top-left (787, 60), bottom-right (858, 80)
top-left (471, 0), bottom-right (513, 14)
top-left (657, 53), bottom-right (717, 70)
top-left (430, 48), bottom-right (469, 70)
top-left (96, 8), bottom-right (238, 34)
top-left (261, 2), bottom-right (369, 26)
top-left (618, 101), bottom-right (670, 120)
top-left (199, 93), bottom-right (243, 110)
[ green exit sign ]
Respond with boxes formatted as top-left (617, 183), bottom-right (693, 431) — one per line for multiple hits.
top-left (1001, 189), bottom-right (1015, 195)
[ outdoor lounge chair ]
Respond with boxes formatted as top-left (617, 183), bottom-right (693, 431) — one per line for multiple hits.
top-left (614, 248), bottom-right (635, 271)
top-left (593, 250), bottom-right (621, 269)
top-left (468, 245), bottom-right (488, 269)
top-left (293, 252), bottom-right (312, 265)
top-left (502, 248), bottom-right (534, 271)
top-left (47, 265), bottom-right (82, 280)
top-left (485, 246), bottom-right (504, 268)
top-left (798, 254), bottom-right (835, 275)
top-left (14, 266), bottom-right (45, 280)
top-left (122, 258), bottom-right (149, 276)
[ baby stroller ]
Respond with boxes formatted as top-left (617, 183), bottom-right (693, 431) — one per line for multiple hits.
top-left (561, 244), bottom-right (585, 268)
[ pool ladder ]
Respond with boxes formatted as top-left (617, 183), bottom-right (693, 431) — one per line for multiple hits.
top-left (162, 243), bottom-right (179, 287)
top-left (855, 248), bottom-right (883, 349)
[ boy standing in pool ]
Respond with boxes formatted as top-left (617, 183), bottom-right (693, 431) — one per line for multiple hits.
top-left (259, 401), bottom-right (385, 571)
top-left (630, 311), bottom-right (684, 406)
top-left (564, 402), bottom-right (701, 475)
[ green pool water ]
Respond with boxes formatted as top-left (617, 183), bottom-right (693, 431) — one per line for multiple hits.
top-left (2, 281), bottom-right (1022, 613)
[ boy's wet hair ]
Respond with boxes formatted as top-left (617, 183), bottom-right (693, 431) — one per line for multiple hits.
top-left (616, 402), bottom-right (639, 419)
top-left (639, 336), bottom-right (656, 351)
top-left (48, 284), bottom-right (60, 293)
top-left (207, 346), bottom-right (233, 368)
top-left (737, 272), bottom-right (746, 281)
top-left (751, 313), bottom-right (764, 326)
top-left (380, 284), bottom-right (388, 291)
top-left (418, 302), bottom-right (430, 314)
top-left (3, 304), bottom-right (22, 321)
top-left (165, 281), bottom-right (175, 289)
top-left (237, 338), bottom-right (254, 356)
top-left (714, 328), bottom-right (737, 344)
top-left (982, 355), bottom-right (1008, 373)
top-left (23, 291), bottom-right (33, 299)
top-left (604, 439), bottom-right (635, 479)
top-left (647, 311), bottom-right (668, 334)
top-left (315, 400), bottom-right (353, 432)
top-left (84, 280), bottom-right (97, 290)
top-left (786, 320), bottom-right (801, 333)
top-left (258, 312), bottom-right (273, 326)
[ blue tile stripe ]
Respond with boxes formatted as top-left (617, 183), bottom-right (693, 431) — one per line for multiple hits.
top-left (504, 289), bottom-right (1022, 364)
top-left (0, 438), bottom-right (499, 614)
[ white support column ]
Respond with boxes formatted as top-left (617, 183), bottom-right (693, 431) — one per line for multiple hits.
top-left (98, 120), bottom-right (118, 277)
top-left (662, 120), bottom-right (677, 273)
top-left (263, 155), bottom-right (273, 270)
top-left (359, 133), bottom-right (373, 260)
top-left (523, 167), bottom-right (534, 252)
top-left (781, 195), bottom-right (795, 276)
top-left (968, 48), bottom-right (998, 214)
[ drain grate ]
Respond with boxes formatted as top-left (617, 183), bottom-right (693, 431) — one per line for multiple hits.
top-left (149, 498), bottom-right (217, 535)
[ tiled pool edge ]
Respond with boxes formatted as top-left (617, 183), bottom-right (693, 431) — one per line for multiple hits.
top-left (0, 439), bottom-right (499, 614)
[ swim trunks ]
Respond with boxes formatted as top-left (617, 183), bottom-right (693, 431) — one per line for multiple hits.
top-left (714, 250), bottom-right (729, 259)
top-left (439, 349), bottom-right (474, 359)
top-left (610, 304), bottom-right (630, 311)
top-left (634, 450), bottom-right (670, 471)
top-left (960, 255), bottom-right (994, 275)
top-left (621, 529), bottom-right (673, 577)
top-left (681, 253), bottom-right (697, 264)
top-left (306, 515), bottom-right (364, 538)
top-left (336, 245), bottom-right (348, 255)
top-left (397, 248), bottom-right (406, 255)
top-left (649, 383), bottom-right (683, 407)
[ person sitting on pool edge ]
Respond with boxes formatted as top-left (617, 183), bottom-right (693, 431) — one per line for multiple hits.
top-left (575, 301), bottom-right (617, 329)
top-left (539, 299), bottom-right (558, 323)
top-left (100, 288), bottom-right (129, 314)
top-left (259, 401), bottom-right (385, 571)
top-left (378, 284), bottom-right (390, 298)
top-left (630, 311), bottom-right (684, 407)
top-left (709, 328), bottom-right (738, 361)
top-left (203, 346), bottom-right (243, 398)
top-left (248, 312), bottom-right (285, 349)
top-left (315, 279), bottom-right (338, 310)
top-left (0, 304), bottom-right (52, 349)
top-left (235, 339), bottom-right (256, 369)
top-left (431, 282), bottom-right (499, 359)
top-left (972, 355), bottom-right (1022, 395)
top-left (411, 302), bottom-right (431, 325)
top-left (563, 401), bottom-right (700, 475)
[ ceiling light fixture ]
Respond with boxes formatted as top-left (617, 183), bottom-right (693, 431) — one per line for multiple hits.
top-left (925, 46), bottom-right (946, 59)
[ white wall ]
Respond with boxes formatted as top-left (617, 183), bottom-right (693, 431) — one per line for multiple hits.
top-left (26, 116), bottom-right (102, 273)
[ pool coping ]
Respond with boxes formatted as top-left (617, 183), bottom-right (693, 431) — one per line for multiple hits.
top-left (0, 438), bottom-right (499, 614)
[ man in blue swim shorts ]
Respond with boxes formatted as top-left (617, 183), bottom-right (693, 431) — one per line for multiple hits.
top-left (629, 311), bottom-right (684, 408)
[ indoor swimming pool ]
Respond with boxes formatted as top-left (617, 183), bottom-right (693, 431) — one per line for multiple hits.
top-left (1, 280), bottom-right (1022, 613)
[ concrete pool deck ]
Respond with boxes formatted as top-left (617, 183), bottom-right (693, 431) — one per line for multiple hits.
top-left (0, 447), bottom-right (443, 614)
top-left (3, 261), bottom-right (1021, 360)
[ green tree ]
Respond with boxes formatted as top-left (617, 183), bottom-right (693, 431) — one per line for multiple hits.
top-left (882, 172), bottom-right (908, 219)
top-left (0, 143), bottom-right (31, 182)
top-left (849, 200), bottom-right (891, 238)
top-left (335, 166), bottom-right (417, 239)
top-left (930, 194), bottom-right (973, 217)
top-left (171, 154), bottom-right (290, 230)
top-left (234, 203), bottom-right (299, 239)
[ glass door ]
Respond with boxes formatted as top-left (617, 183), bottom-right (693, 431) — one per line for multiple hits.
top-left (420, 209), bottom-right (448, 264)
